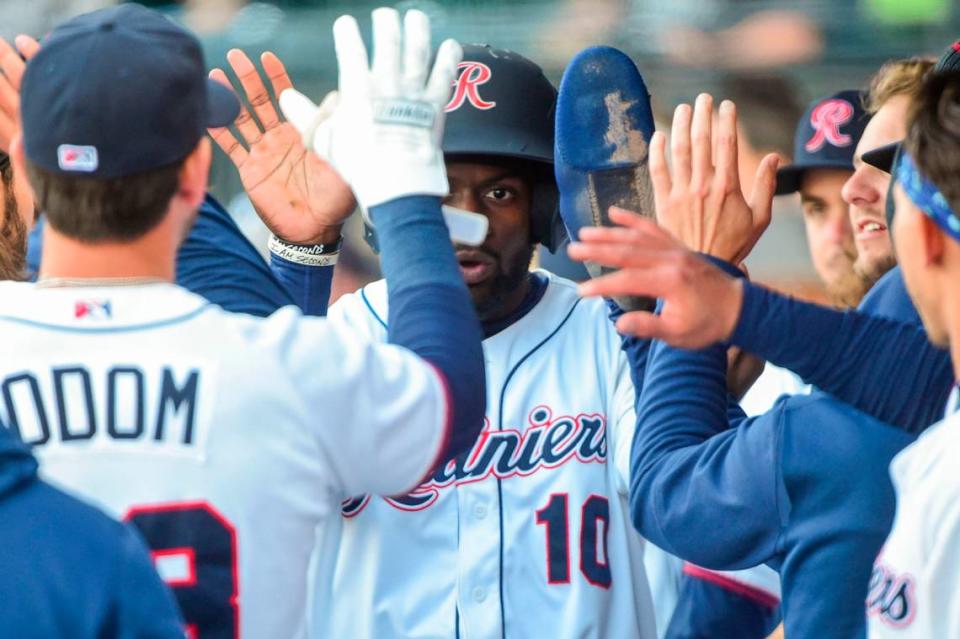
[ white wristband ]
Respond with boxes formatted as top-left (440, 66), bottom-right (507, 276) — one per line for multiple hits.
top-left (268, 235), bottom-right (340, 267)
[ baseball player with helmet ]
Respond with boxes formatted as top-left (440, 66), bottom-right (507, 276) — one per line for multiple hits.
top-left (0, 6), bottom-right (487, 638)
top-left (226, 33), bottom-right (662, 639)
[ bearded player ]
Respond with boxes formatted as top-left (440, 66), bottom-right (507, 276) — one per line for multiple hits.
top-left (214, 41), bottom-right (662, 638)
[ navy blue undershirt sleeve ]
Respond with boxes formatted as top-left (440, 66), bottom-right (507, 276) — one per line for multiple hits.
top-left (369, 195), bottom-right (485, 467)
top-left (269, 253), bottom-right (334, 317)
top-left (665, 572), bottom-right (781, 639)
top-left (630, 337), bottom-right (782, 569)
top-left (176, 194), bottom-right (296, 317)
top-left (731, 282), bottom-right (952, 433)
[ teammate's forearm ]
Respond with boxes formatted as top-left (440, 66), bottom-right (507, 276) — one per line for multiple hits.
top-left (269, 254), bottom-right (334, 317)
top-left (630, 338), bottom-right (780, 568)
top-left (371, 195), bottom-right (486, 466)
top-left (731, 282), bottom-right (952, 433)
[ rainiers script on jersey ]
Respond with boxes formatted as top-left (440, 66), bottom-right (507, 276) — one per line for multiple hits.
top-left (316, 272), bottom-right (657, 639)
top-left (0, 281), bottom-right (450, 638)
top-left (869, 410), bottom-right (960, 638)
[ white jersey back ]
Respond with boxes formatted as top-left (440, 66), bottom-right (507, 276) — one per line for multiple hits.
top-left (868, 410), bottom-right (960, 638)
top-left (0, 281), bottom-right (449, 638)
top-left (317, 271), bottom-right (657, 639)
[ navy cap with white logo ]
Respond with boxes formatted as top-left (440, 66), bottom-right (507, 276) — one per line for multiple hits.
top-left (775, 89), bottom-right (870, 195)
top-left (20, 4), bottom-right (239, 178)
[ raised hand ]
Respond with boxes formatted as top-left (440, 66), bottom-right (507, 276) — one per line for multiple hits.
top-left (568, 207), bottom-right (744, 348)
top-left (649, 93), bottom-right (779, 265)
top-left (208, 49), bottom-right (355, 245)
top-left (0, 35), bottom-right (40, 153)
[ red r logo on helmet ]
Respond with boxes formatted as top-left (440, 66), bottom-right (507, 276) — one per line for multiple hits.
top-left (805, 99), bottom-right (855, 152)
top-left (445, 62), bottom-right (497, 112)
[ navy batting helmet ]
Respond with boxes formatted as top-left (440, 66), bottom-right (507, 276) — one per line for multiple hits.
top-left (364, 44), bottom-right (564, 252)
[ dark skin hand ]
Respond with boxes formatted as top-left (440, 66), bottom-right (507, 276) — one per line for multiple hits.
top-left (446, 161), bottom-right (536, 323)
top-left (208, 49), bottom-right (355, 245)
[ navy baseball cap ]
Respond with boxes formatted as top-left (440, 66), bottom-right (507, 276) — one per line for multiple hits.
top-left (863, 39), bottom-right (960, 174)
top-left (21, 4), bottom-right (238, 178)
top-left (775, 90), bottom-right (870, 195)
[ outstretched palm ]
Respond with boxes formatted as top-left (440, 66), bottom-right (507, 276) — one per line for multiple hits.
top-left (209, 49), bottom-right (355, 245)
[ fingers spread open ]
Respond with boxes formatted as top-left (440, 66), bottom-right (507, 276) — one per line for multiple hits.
top-left (577, 266), bottom-right (672, 301)
top-left (748, 152), bottom-right (779, 239)
top-left (402, 9), bottom-right (431, 94)
top-left (261, 51), bottom-right (294, 103)
top-left (649, 131), bottom-right (672, 205)
top-left (615, 311), bottom-right (667, 340)
top-left (608, 207), bottom-right (681, 246)
top-left (568, 238), bottom-right (675, 270)
top-left (13, 35), bottom-right (39, 63)
top-left (425, 38), bottom-right (463, 106)
top-left (670, 103), bottom-right (693, 186)
top-left (209, 67), bottom-right (260, 149)
top-left (371, 7), bottom-right (402, 95)
top-left (228, 49), bottom-right (280, 130)
top-left (333, 14), bottom-right (370, 97)
top-left (690, 93), bottom-right (714, 191)
top-left (713, 99), bottom-right (740, 192)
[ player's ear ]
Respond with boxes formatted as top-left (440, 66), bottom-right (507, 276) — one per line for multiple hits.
top-left (178, 137), bottom-right (211, 209)
top-left (8, 133), bottom-right (25, 177)
top-left (918, 210), bottom-right (946, 268)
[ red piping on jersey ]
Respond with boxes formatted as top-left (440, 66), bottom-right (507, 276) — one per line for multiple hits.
top-left (683, 564), bottom-right (780, 609)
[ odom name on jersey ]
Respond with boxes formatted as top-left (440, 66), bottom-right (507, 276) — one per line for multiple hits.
top-left (0, 365), bottom-right (200, 447)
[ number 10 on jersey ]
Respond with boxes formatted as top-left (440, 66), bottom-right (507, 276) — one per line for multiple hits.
top-left (536, 493), bottom-right (611, 588)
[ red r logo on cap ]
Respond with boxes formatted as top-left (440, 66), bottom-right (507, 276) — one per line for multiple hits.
top-left (805, 99), bottom-right (855, 152)
top-left (446, 62), bottom-right (497, 112)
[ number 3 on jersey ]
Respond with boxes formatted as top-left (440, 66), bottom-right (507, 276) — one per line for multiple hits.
top-left (125, 502), bottom-right (239, 639)
top-left (536, 493), bottom-right (611, 588)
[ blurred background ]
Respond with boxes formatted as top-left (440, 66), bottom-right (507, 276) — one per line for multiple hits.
top-left (4, 0), bottom-right (958, 300)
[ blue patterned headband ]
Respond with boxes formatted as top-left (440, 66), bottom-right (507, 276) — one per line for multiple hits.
top-left (896, 150), bottom-right (960, 242)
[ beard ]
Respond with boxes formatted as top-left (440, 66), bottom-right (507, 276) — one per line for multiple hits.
top-left (853, 252), bottom-right (898, 295)
top-left (469, 243), bottom-right (536, 322)
top-left (825, 267), bottom-right (873, 308)
top-left (0, 181), bottom-right (27, 281)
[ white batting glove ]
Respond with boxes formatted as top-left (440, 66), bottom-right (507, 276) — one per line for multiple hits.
top-left (280, 8), bottom-right (487, 245)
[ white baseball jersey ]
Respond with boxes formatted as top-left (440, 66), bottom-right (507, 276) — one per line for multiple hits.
top-left (0, 281), bottom-right (450, 638)
top-left (868, 407), bottom-right (960, 638)
top-left (315, 270), bottom-right (657, 639)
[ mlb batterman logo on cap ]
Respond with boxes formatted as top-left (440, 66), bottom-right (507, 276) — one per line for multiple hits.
top-left (20, 4), bottom-right (239, 179)
top-left (775, 89), bottom-right (870, 195)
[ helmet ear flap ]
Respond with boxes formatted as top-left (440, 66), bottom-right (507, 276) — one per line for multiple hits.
top-left (529, 182), bottom-right (566, 252)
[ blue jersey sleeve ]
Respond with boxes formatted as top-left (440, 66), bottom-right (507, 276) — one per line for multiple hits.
top-left (370, 195), bottom-right (485, 467)
top-left (176, 194), bottom-right (297, 317)
top-left (731, 282), bottom-right (952, 433)
top-left (269, 252), bottom-right (334, 317)
top-left (630, 335), bottom-right (785, 570)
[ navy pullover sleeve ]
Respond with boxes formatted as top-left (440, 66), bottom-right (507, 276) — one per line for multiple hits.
top-left (731, 282), bottom-right (952, 433)
top-left (269, 253), bottom-right (334, 317)
top-left (369, 195), bottom-right (485, 466)
top-left (176, 194), bottom-right (296, 317)
top-left (631, 336), bottom-right (784, 570)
